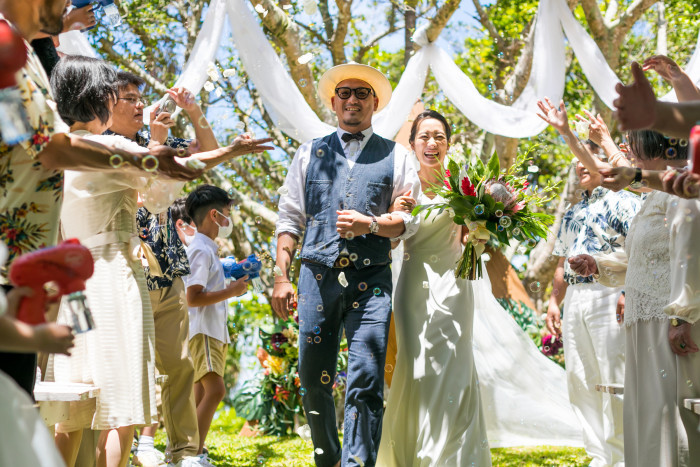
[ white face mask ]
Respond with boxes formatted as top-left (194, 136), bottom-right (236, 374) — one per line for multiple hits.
top-left (181, 222), bottom-right (197, 246)
top-left (214, 210), bottom-right (233, 239)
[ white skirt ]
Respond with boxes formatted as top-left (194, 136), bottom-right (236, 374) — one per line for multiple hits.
top-left (52, 242), bottom-right (157, 431)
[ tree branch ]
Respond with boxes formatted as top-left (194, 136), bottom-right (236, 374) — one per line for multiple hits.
top-left (470, 0), bottom-right (504, 46)
top-left (354, 24), bottom-right (400, 63)
top-left (425, 0), bottom-right (461, 43)
top-left (329, 0), bottom-right (352, 65)
top-left (251, 0), bottom-right (332, 122)
top-left (579, 0), bottom-right (609, 40)
top-left (99, 39), bottom-right (169, 94)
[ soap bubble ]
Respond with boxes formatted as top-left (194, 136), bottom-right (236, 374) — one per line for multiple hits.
top-left (349, 253), bottom-right (358, 261)
top-left (352, 302), bottom-right (359, 308)
top-left (314, 336), bottom-right (321, 344)
top-left (373, 287), bottom-right (381, 296)
top-left (358, 282), bottom-right (368, 291)
top-left (499, 216), bottom-right (511, 228)
top-left (346, 232), bottom-right (355, 240)
top-left (403, 252), bottom-right (410, 261)
top-left (320, 371), bottom-right (331, 384)
top-left (313, 326), bottom-right (321, 334)
top-left (316, 148), bottom-right (325, 158)
top-left (429, 254), bottom-right (438, 263)
top-left (316, 305), bottom-right (323, 312)
top-left (495, 210), bottom-right (503, 217)
top-left (300, 388), bottom-right (307, 396)
top-left (141, 155), bottom-right (159, 172)
top-left (474, 205), bottom-right (485, 215)
top-left (666, 147), bottom-right (677, 158)
top-left (385, 364), bottom-right (393, 372)
top-left (363, 258), bottom-right (371, 266)
top-left (316, 274), bottom-right (322, 281)
top-left (109, 154), bottom-right (124, 168)
top-left (529, 281), bottom-right (542, 292)
top-left (512, 227), bottom-right (521, 236)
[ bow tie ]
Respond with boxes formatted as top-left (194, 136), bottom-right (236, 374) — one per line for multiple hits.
top-left (341, 132), bottom-right (365, 143)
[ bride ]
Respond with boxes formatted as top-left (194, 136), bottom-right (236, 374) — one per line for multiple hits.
top-left (377, 110), bottom-right (582, 466)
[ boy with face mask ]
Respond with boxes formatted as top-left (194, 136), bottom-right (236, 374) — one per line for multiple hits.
top-left (184, 185), bottom-right (249, 457)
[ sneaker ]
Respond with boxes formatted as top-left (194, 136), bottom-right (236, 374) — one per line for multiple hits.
top-left (133, 447), bottom-right (167, 467)
top-left (170, 454), bottom-right (216, 467)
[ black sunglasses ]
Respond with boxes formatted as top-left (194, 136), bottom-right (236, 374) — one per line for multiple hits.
top-left (334, 87), bottom-right (374, 100)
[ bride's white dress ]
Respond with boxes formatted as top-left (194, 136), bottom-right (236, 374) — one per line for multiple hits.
top-left (377, 194), bottom-right (582, 466)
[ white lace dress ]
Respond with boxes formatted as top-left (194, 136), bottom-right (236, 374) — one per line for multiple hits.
top-left (596, 191), bottom-right (689, 466)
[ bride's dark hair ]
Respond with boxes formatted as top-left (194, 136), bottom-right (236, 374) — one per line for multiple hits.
top-left (627, 129), bottom-right (688, 161)
top-left (409, 110), bottom-right (451, 145)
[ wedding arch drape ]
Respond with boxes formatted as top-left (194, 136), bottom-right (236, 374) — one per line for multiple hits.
top-left (57, 0), bottom-right (700, 140)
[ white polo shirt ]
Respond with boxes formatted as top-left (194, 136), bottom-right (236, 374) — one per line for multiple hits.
top-left (184, 232), bottom-right (230, 344)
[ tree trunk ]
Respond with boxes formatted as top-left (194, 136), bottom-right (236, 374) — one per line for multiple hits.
top-left (522, 165), bottom-right (579, 310)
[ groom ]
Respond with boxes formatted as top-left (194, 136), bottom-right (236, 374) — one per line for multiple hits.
top-left (272, 63), bottom-right (420, 467)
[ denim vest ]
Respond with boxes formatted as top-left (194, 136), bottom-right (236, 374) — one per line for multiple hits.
top-left (301, 132), bottom-right (395, 269)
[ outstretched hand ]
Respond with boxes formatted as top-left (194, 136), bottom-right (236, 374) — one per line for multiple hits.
top-left (643, 55), bottom-right (684, 83)
top-left (536, 98), bottom-right (570, 134)
top-left (227, 133), bottom-right (274, 157)
top-left (575, 110), bottom-right (613, 147)
top-left (661, 169), bottom-right (700, 198)
top-left (613, 62), bottom-right (657, 131)
top-left (149, 145), bottom-right (204, 181)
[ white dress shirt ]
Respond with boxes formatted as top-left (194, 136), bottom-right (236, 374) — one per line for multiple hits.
top-left (184, 232), bottom-right (230, 344)
top-left (276, 127), bottom-right (421, 240)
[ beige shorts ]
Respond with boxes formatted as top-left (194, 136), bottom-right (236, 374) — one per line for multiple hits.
top-left (189, 334), bottom-right (228, 382)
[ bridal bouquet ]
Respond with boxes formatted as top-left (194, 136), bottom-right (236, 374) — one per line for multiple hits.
top-left (413, 148), bottom-right (559, 280)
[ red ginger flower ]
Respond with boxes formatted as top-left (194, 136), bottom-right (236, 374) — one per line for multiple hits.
top-left (460, 176), bottom-right (476, 197)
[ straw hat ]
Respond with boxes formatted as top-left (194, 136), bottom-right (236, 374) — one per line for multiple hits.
top-left (317, 62), bottom-right (392, 112)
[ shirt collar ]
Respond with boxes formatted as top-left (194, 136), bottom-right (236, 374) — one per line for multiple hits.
top-left (192, 232), bottom-right (219, 253)
top-left (582, 186), bottom-right (607, 202)
top-left (103, 129), bottom-right (149, 147)
top-left (337, 127), bottom-right (373, 145)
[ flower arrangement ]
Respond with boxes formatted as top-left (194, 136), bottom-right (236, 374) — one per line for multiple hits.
top-left (232, 313), bottom-right (349, 436)
top-left (414, 149), bottom-right (559, 279)
top-left (232, 318), bottom-right (303, 435)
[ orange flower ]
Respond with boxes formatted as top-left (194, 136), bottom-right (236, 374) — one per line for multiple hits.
top-left (257, 347), bottom-right (269, 366)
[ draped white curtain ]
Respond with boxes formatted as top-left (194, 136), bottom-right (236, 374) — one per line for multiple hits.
top-left (57, 0), bottom-right (700, 140)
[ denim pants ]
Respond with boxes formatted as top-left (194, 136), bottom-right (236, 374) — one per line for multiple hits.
top-left (298, 261), bottom-right (392, 467)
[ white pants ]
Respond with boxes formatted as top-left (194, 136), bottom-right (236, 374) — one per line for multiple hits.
top-left (563, 283), bottom-right (625, 467)
top-left (625, 319), bottom-right (700, 466)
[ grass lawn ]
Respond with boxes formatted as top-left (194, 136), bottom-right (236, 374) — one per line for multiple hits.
top-left (152, 409), bottom-right (590, 466)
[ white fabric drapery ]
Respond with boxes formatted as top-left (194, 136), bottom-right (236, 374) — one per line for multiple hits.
top-left (57, 0), bottom-right (700, 140)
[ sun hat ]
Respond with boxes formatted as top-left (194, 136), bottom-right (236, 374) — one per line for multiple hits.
top-left (317, 62), bottom-right (392, 111)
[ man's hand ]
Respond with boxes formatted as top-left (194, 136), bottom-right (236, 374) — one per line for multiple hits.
top-left (599, 166), bottom-right (636, 192)
top-left (166, 87), bottom-right (198, 113)
top-left (149, 145), bottom-right (204, 181)
top-left (662, 169), bottom-right (700, 198)
top-left (271, 281), bottom-right (295, 320)
top-left (336, 210), bottom-right (370, 238)
top-left (568, 254), bottom-right (598, 277)
top-left (536, 98), bottom-right (570, 134)
top-left (63, 4), bottom-right (96, 31)
top-left (389, 194), bottom-right (417, 214)
top-left (613, 62), bottom-right (657, 131)
top-left (669, 321), bottom-right (699, 356)
top-left (616, 293), bottom-right (625, 324)
top-left (643, 55), bottom-right (684, 83)
top-left (546, 301), bottom-right (562, 338)
top-left (33, 323), bottom-right (75, 356)
top-left (149, 108), bottom-right (175, 145)
top-left (226, 276), bottom-right (249, 298)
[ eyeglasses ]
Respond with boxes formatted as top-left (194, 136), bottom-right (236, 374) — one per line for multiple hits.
top-left (334, 87), bottom-right (374, 100)
top-left (118, 96), bottom-right (145, 105)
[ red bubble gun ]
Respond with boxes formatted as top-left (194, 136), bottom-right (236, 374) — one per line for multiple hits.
top-left (9, 239), bottom-right (96, 333)
top-left (690, 124), bottom-right (700, 175)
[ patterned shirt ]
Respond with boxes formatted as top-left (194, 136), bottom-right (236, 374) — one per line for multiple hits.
top-left (553, 186), bottom-right (640, 285)
top-left (0, 20), bottom-right (69, 280)
top-left (103, 129), bottom-right (192, 290)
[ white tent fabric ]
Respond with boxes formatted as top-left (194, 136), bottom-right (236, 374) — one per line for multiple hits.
top-left (56, 0), bottom-right (700, 140)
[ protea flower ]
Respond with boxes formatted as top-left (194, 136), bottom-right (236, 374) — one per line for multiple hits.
top-left (542, 334), bottom-right (563, 356)
top-left (485, 179), bottom-right (516, 207)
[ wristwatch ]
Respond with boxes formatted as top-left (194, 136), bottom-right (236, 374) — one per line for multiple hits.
top-left (671, 318), bottom-right (687, 327)
top-left (368, 215), bottom-right (379, 234)
top-left (629, 167), bottom-right (643, 189)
